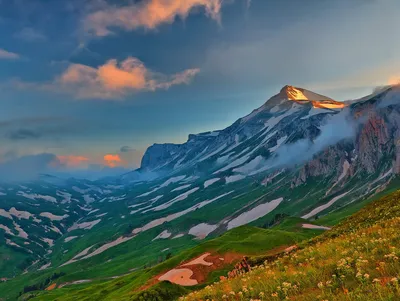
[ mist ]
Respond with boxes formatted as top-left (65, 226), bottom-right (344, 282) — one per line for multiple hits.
top-left (269, 109), bottom-right (357, 169)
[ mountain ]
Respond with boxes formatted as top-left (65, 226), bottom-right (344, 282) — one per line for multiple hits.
top-left (140, 85), bottom-right (345, 173)
top-left (1, 85), bottom-right (399, 300)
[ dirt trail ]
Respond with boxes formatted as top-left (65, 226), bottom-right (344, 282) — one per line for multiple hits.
top-left (154, 252), bottom-right (243, 287)
top-left (45, 283), bottom-right (57, 291)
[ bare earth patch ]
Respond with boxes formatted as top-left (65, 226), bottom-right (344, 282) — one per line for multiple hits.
top-left (155, 252), bottom-right (243, 287)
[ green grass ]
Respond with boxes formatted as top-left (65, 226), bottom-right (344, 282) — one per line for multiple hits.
top-left (181, 189), bottom-right (400, 301)
top-left (20, 224), bottom-right (316, 301)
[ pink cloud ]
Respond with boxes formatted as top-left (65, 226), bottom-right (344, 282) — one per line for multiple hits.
top-left (57, 155), bottom-right (89, 168)
top-left (104, 154), bottom-right (123, 167)
top-left (11, 57), bottom-right (199, 100)
top-left (56, 57), bottom-right (199, 99)
top-left (388, 76), bottom-right (400, 86)
top-left (0, 48), bottom-right (20, 60)
top-left (85, 0), bottom-right (223, 36)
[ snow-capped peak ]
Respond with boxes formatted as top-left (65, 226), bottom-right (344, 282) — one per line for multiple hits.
top-left (280, 85), bottom-right (333, 102)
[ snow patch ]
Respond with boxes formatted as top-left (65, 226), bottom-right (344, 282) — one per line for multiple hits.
top-left (302, 191), bottom-right (351, 219)
top-left (80, 236), bottom-right (134, 260)
top-left (199, 144), bottom-right (227, 162)
top-left (132, 191), bottom-right (234, 235)
top-left (0, 224), bottom-right (14, 236)
top-left (17, 192), bottom-right (57, 203)
top-left (302, 224), bottom-right (331, 230)
top-left (204, 178), bottom-right (220, 188)
top-left (68, 219), bottom-right (101, 232)
top-left (188, 224), bottom-right (217, 239)
top-left (153, 230), bottom-right (172, 240)
top-left (13, 222), bottom-right (28, 239)
top-left (227, 197), bottom-right (283, 230)
top-left (171, 184), bottom-right (191, 192)
top-left (40, 212), bottom-right (69, 221)
top-left (225, 174), bottom-right (246, 184)
top-left (38, 262), bottom-right (51, 271)
top-left (269, 136), bottom-right (287, 152)
top-left (160, 175), bottom-right (186, 188)
top-left (152, 187), bottom-right (199, 211)
top-left (64, 236), bottom-right (78, 243)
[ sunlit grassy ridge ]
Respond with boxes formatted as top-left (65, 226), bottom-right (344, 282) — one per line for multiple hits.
top-left (23, 224), bottom-right (316, 301)
top-left (181, 190), bottom-right (400, 301)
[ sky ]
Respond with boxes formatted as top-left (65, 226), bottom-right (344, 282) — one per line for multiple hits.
top-left (0, 0), bottom-right (400, 178)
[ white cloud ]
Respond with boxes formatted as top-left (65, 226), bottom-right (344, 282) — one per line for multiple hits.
top-left (0, 48), bottom-right (20, 60)
top-left (14, 27), bottom-right (46, 42)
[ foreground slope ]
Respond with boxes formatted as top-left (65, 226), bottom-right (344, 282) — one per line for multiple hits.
top-left (17, 223), bottom-right (321, 301)
top-left (182, 189), bottom-right (400, 301)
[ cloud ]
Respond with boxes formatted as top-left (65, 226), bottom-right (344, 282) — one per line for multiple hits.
top-left (14, 27), bottom-right (46, 42)
top-left (13, 57), bottom-right (200, 99)
top-left (269, 110), bottom-right (357, 169)
top-left (84, 0), bottom-right (224, 36)
top-left (0, 48), bottom-right (20, 60)
top-left (6, 129), bottom-right (41, 140)
top-left (0, 117), bottom-right (85, 142)
top-left (104, 154), bottom-right (123, 167)
top-left (0, 152), bottom-right (128, 182)
top-left (245, 0), bottom-right (251, 9)
top-left (0, 153), bottom-right (59, 182)
top-left (388, 76), bottom-right (400, 86)
top-left (119, 146), bottom-right (143, 168)
top-left (120, 146), bottom-right (135, 153)
top-left (57, 155), bottom-right (89, 168)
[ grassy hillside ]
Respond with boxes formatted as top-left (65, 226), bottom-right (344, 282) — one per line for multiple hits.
top-left (16, 222), bottom-right (320, 301)
top-left (181, 189), bottom-right (400, 301)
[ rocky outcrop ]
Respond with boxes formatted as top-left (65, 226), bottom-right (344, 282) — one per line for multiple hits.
top-left (356, 114), bottom-right (391, 173)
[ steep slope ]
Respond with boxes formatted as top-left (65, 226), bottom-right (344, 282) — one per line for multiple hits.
top-left (182, 189), bottom-right (400, 301)
top-left (139, 85), bottom-right (344, 173)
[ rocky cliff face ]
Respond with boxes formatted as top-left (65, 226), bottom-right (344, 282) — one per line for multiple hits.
top-left (293, 86), bottom-right (400, 189)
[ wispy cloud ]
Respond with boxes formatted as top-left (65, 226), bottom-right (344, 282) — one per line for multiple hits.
top-left (245, 0), bottom-right (251, 9)
top-left (57, 155), bottom-right (89, 168)
top-left (12, 57), bottom-right (200, 100)
top-left (0, 48), bottom-right (20, 60)
top-left (6, 129), bottom-right (41, 140)
top-left (14, 27), bottom-right (46, 42)
top-left (0, 153), bottom-right (59, 182)
top-left (84, 0), bottom-right (224, 36)
top-left (120, 146), bottom-right (135, 153)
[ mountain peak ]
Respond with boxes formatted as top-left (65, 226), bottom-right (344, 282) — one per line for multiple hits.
top-left (280, 85), bottom-right (317, 101)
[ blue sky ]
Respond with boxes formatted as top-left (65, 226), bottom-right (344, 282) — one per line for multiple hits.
top-left (0, 0), bottom-right (399, 174)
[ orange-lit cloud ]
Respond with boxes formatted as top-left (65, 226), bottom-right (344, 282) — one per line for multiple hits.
top-left (388, 76), bottom-right (400, 86)
top-left (104, 154), bottom-right (123, 167)
top-left (57, 155), bottom-right (89, 167)
top-left (56, 57), bottom-right (199, 99)
top-left (85, 0), bottom-right (223, 36)
top-left (0, 48), bottom-right (20, 60)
